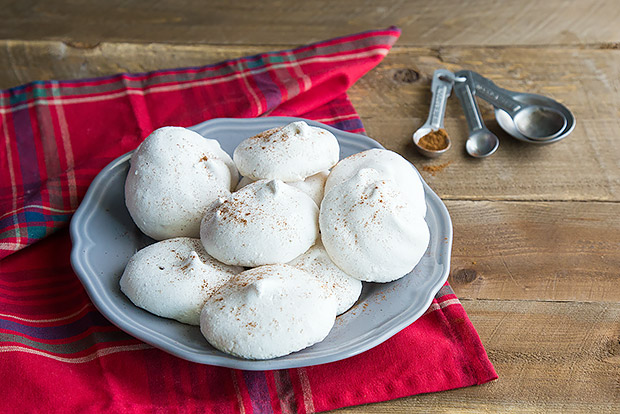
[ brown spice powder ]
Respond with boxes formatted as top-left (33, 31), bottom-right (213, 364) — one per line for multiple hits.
top-left (422, 161), bottom-right (451, 176)
top-left (250, 127), bottom-right (282, 140)
top-left (418, 128), bottom-right (450, 151)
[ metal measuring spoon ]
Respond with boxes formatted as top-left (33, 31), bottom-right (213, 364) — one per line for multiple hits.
top-left (453, 74), bottom-right (499, 158)
top-left (493, 92), bottom-right (575, 144)
top-left (412, 69), bottom-right (453, 158)
top-left (464, 70), bottom-right (569, 141)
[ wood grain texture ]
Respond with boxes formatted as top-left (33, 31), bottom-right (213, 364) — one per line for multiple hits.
top-left (1, 40), bottom-right (618, 202)
top-left (0, 40), bottom-right (263, 87)
top-left (446, 200), bottom-right (620, 302)
top-left (334, 299), bottom-right (620, 413)
top-left (2, 0), bottom-right (620, 47)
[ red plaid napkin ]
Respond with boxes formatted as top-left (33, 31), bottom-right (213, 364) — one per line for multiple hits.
top-left (0, 27), bottom-right (497, 413)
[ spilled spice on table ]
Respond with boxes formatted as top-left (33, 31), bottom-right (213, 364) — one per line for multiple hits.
top-left (422, 161), bottom-right (451, 176)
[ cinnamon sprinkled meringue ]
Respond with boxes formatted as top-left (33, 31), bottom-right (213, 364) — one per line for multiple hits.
top-left (324, 149), bottom-right (426, 216)
top-left (320, 168), bottom-right (430, 283)
top-left (200, 179), bottom-right (319, 267)
top-left (120, 238), bottom-right (242, 325)
top-left (288, 240), bottom-right (362, 315)
top-left (233, 121), bottom-right (339, 181)
top-left (200, 264), bottom-right (337, 359)
top-left (236, 170), bottom-right (329, 207)
top-left (125, 127), bottom-right (239, 240)
top-left (286, 170), bottom-right (329, 207)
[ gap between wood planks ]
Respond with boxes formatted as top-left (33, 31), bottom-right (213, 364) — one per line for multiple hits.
top-left (47, 41), bottom-right (620, 51)
top-left (1, 38), bottom-right (620, 51)
top-left (440, 198), bottom-right (620, 204)
top-left (460, 297), bottom-right (616, 305)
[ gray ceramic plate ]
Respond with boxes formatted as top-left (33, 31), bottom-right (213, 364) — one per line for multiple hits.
top-left (70, 117), bottom-right (453, 370)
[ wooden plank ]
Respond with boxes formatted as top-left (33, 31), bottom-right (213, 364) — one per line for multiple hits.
top-left (1, 40), bottom-right (618, 202)
top-left (0, 40), bottom-right (263, 87)
top-left (333, 299), bottom-right (620, 413)
top-left (447, 200), bottom-right (620, 302)
top-left (3, 1), bottom-right (620, 47)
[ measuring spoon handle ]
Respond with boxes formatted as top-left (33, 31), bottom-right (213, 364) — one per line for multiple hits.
top-left (457, 70), bottom-right (522, 115)
top-left (453, 76), bottom-right (486, 134)
top-left (426, 69), bottom-right (454, 129)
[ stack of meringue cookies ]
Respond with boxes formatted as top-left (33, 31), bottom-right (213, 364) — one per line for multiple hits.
top-left (120, 121), bottom-right (430, 360)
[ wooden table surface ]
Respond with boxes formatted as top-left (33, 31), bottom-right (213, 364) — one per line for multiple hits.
top-left (3, 1), bottom-right (618, 412)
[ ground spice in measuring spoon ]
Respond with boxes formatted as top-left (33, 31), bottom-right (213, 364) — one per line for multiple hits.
top-left (418, 128), bottom-right (450, 151)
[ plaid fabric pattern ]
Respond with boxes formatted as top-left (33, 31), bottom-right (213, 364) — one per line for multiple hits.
top-left (0, 27), bottom-right (496, 413)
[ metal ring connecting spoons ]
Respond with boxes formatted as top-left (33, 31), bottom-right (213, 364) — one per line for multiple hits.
top-left (453, 74), bottom-right (499, 158)
top-left (461, 70), bottom-right (568, 141)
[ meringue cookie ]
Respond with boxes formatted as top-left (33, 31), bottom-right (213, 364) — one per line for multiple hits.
top-left (235, 176), bottom-right (254, 191)
top-left (320, 168), bottom-right (430, 283)
top-left (201, 179), bottom-right (319, 267)
top-left (125, 126), bottom-right (239, 240)
top-left (200, 264), bottom-right (337, 359)
top-left (288, 240), bottom-right (362, 315)
top-left (287, 170), bottom-right (329, 207)
top-left (120, 238), bottom-right (242, 325)
top-left (324, 149), bottom-right (426, 216)
top-left (236, 171), bottom-right (328, 206)
top-left (233, 121), bottom-right (339, 181)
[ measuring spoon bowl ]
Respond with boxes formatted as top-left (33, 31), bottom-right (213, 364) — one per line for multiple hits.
top-left (466, 130), bottom-right (499, 158)
top-left (513, 105), bottom-right (567, 140)
top-left (413, 126), bottom-right (452, 158)
top-left (494, 92), bottom-right (575, 144)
